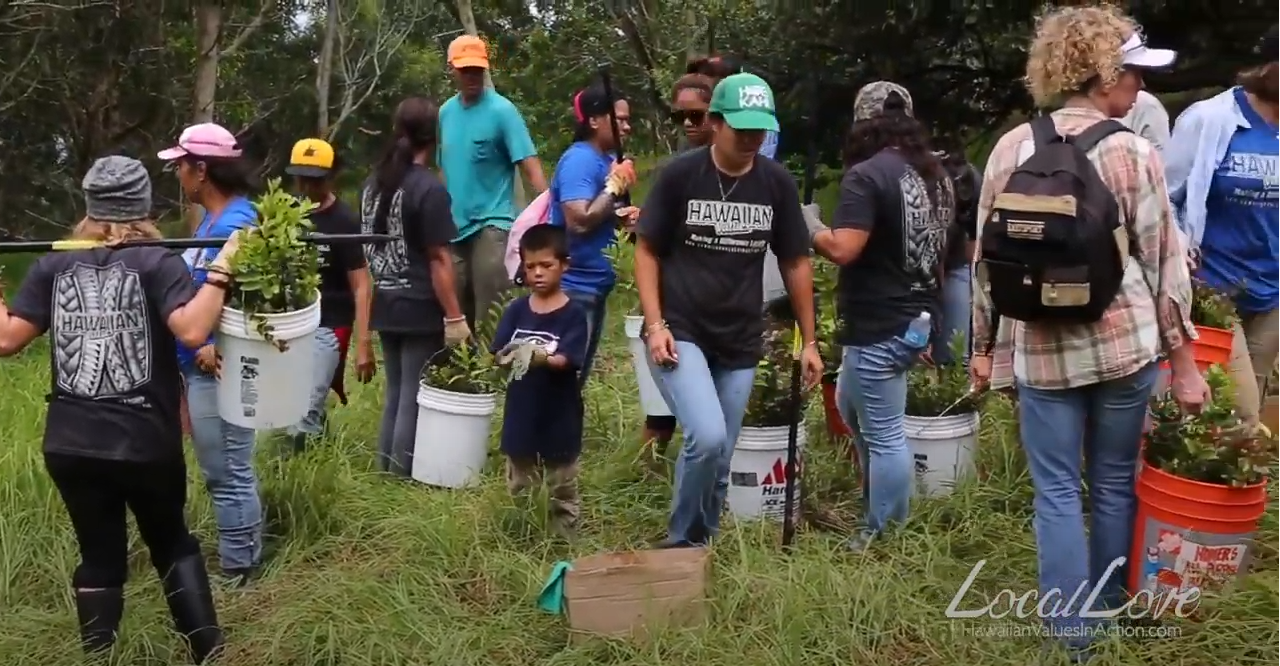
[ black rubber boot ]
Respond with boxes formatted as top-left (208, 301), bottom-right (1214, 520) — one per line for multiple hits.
top-left (75, 587), bottom-right (124, 654)
top-left (160, 555), bottom-right (224, 664)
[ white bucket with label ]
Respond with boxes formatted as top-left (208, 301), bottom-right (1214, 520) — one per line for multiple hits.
top-left (216, 295), bottom-right (321, 430)
top-left (727, 424), bottom-right (805, 522)
top-left (623, 315), bottom-right (671, 417)
top-left (412, 382), bottom-right (496, 488)
top-left (904, 411), bottom-right (979, 498)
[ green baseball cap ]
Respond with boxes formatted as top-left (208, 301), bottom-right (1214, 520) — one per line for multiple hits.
top-left (709, 73), bottom-right (779, 132)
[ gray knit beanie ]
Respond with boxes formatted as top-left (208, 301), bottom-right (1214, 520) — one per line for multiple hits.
top-left (82, 156), bottom-right (153, 222)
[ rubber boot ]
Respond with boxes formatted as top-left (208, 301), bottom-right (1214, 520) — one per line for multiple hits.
top-left (160, 555), bottom-right (224, 664)
top-left (75, 587), bottom-right (124, 654)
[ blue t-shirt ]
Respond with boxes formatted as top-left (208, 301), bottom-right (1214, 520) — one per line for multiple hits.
top-left (1199, 87), bottom-right (1279, 314)
top-left (438, 90), bottom-right (538, 242)
top-left (177, 197), bottom-right (258, 369)
top-left (489, 296), bottom-right (588, 463)
top-left (549, 141), bottom-right (618, 296)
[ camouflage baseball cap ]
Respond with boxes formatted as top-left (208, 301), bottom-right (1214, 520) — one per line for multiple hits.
top-left (853, 81), bottom-right (914, 122)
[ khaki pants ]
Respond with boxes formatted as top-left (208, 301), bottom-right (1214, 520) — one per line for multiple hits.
top-left (1228, 309), bottom-right (1280, 425)
top-left (452, 226), bottom-right (511, 332)
top-left (505, 457), bottom-right (580, 532)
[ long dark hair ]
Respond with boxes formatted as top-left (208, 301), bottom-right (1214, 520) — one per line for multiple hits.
top-left (372, 96), bottom-right (438, 234)
top-left (570, 83), bottom-right (625, 143)
top-left (180, 155), bottom-right (256, 197)
top-left (843, 92), bottom-right (946, 203)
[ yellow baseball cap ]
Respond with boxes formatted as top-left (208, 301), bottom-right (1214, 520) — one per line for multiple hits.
top-left (286, 138), bottom-right (336, 177)
top-left (448, 35), bottom-right (489, 70)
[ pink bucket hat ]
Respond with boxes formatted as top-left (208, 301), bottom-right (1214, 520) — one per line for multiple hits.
top-left (157, 122), bottom-right (242, 160)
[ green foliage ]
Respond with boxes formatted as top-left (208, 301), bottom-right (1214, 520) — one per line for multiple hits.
top-left (227, 179), bottom-right (321, 349)
top-left (420, 300), bottom-right (507, 396)
top-left (743, 322), bottom-right (799, 428)
top-left (812, 260), bottom-right (840, 379)
top-left (603, 240), bottom-right (639, 314)
top-left (1190, 278), bottom-right (1240, 330)
top-left (905, 334), bottom-right (980, 417)
top-left (1145, 365), bottom-right (1277, 488)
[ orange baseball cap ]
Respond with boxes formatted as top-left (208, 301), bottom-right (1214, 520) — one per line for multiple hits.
top-left (448, 35), bottom-right (489, 70)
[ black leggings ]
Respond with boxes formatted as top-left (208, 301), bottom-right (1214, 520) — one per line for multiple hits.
top-left (46, 453), bottom-right (201, 589)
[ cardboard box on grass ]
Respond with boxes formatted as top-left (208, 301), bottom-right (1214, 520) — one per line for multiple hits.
top-left (563, 547), bottom-right (711, 642)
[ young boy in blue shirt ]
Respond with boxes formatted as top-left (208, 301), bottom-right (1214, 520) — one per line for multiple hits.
top-left (491, 225), bottom-right (589, 537)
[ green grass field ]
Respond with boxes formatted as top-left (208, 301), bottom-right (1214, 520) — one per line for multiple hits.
top-left (0, 169), bottom-right (1276, 665)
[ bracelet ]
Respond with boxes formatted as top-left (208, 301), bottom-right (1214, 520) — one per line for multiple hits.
top-left (204, 278), bottom-right (229, 290)
top-left (645, 320), bottom-right (668, 334)
top-left (444, 316), bottom-right (466, 324)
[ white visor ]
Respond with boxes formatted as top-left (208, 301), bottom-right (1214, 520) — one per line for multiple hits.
top-left (1121, 33), bottom-right (1177, 69)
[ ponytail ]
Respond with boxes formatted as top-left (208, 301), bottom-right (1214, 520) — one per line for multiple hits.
top-left (372, 137), bottom-right (415, 235)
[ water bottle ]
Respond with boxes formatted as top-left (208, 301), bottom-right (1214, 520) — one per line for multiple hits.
top-left (903, 312), bottom-right (932, 350)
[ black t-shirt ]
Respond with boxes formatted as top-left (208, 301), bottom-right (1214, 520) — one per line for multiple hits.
top-left (942, 157), bottom-right (982, 271)
top-left (360, 166), bottom-right (457, 334)
top-left (489, 296), bottom-right (589, 463)
top-left (313, 199), bottom-right (368, 329)
top-left (636, 148), bottom-right (809, 369)
top-left (9, 247), bottom-right (195, 462)
top-left (834, 149), bottom-right (955, 346)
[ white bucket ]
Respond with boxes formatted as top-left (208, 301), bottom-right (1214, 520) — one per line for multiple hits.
top-left (727, 424), bottom-right (806, 522)
top-left (216, 296), bottom-right (321, 430)
top-left (904, 411), bottom-right (979, 498)
top-left (623, 315), bottom-right (672, 417)
top-left (412, 382), bottom-right (496, 488)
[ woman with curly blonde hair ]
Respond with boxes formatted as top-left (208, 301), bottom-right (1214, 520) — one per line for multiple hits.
top-left (0, 156), bottom-right (239, 662)
top-left (970, 5), bottom-right (1207, 656)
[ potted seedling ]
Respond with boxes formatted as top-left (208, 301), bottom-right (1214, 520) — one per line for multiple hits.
top-left (903, 333), bottom-right (982, 498)
top-left (413, 340), bottom-right (502, 488)
top-left (1130, 365), bottom-right (1275, 595)
top-left (726, 323), bottom-right (806, 523)
top-left (218, 178), bottom-right (322, 430)
top-left (605, 242), bottom-right (672, 420)
top-left (1188, 278), bottom-right (1240, 372)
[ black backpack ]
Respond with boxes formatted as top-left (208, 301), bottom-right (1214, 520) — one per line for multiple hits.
top-left (978, 116), bottom-right (1132, 325)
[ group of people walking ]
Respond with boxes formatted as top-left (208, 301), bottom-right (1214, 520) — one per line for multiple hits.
top-left (0, 9), bottom-right (1275, 662)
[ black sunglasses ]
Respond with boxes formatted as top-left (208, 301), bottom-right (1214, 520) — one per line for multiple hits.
top-left (669, 109), bottom-right (707, 125)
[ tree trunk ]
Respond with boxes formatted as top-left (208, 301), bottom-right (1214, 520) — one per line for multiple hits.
top-left (187, 2), bottom-right (222, 231)
top-left (452, 0), bottom-right (527, 209)
top-left (316, 0), bottom-right (339, 137)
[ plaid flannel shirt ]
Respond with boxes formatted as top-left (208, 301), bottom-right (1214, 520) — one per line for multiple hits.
top-left (972, 107), bottom-right (1196, 391)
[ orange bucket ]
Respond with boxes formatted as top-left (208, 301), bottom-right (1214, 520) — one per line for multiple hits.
top-left (1128, 463), bottom-right (1267, 596)
top-left (822, 381), bottom-right (851, 438)
top-left (1190, 325), bottom-right (1233, 373)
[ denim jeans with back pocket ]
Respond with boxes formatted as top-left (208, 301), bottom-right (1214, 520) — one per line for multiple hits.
top-left (835, 335), bottom-right (922, 536)
top-left (1016, 362), bottom-right (1157, 649)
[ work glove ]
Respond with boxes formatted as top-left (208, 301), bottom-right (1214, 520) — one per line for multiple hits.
top-left (444, 317), bottom-right (472, 347)
top-left (604, 159), bottom-right (637, 197)
top-left (802, 203), bottom-right (827, 243)
top-left (496, 341), bottom-right (541, 381)
top-left (208, 229), bottom-right (246, 274)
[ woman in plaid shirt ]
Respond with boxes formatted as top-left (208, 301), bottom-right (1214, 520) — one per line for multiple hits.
top-left (970, 5), bottom-right (1210, 657)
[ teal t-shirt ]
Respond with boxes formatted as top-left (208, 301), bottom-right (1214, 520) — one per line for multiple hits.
top-left (438, 90), bottom-right (538, 241)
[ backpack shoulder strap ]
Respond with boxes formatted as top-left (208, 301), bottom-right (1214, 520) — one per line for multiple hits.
top-left (1028, 115), bottom-right (1061, 148)
top-left (1070, 120), bottom-right (1132, 153)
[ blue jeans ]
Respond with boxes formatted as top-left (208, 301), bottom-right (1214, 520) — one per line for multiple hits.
top-left (654, 341), bottom-right (756, 544)
top-left (1017, 362), bottom-right (1157, 648)
top-left (566, 288), bottom-right (610, 385)
top-left (288, 327), bottom-right (342, 437)
top-left (932, 266), bottom-right (971, 365)
top-left (835, 336), bottom-right (921, 535)
top-left (184, 369), bottom-right (263, 572)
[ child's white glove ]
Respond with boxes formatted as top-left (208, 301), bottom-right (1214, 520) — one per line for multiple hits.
top-left (497, 341), bottom-right (540, 381)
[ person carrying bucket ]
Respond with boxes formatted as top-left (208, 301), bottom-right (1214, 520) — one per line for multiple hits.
top-left (362, 97), bottom-right (470, 479)
top-left (806, 81), bottom-right (956, 551)
top-left (635, 73), bottom-right (822, 548)
top-left (970, 6), bottom-right (1208, 657)
top-left (490, 225), bottom-right (590, 538)
top-left (1165, 25), bottom-right (1280, 427)
top-left (0, 157), bottom-right (236, 662)
top-left (284, 138), bottom-right (378, 452)
top-left (158, 122), bottom-right (265, 587)
top-left (548, 81), bottom-right (639, 384)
